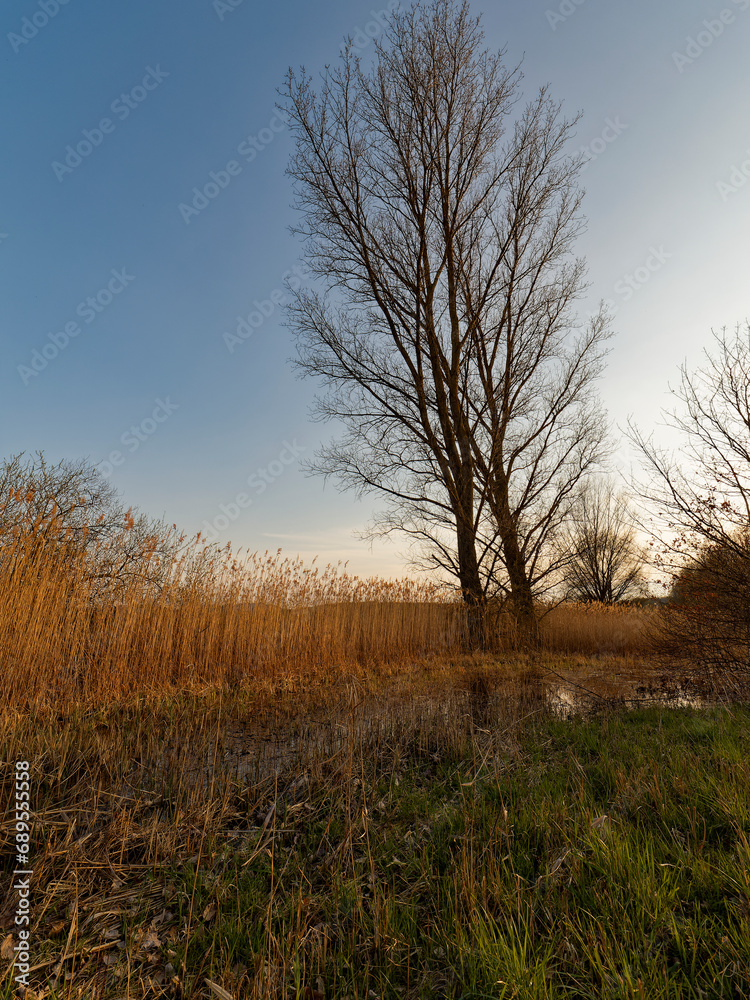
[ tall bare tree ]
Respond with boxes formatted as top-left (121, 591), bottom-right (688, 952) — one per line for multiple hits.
top-left (559, 477), bottom-right (647, 604)
top-left (281, 0), bottom-right (611, 644)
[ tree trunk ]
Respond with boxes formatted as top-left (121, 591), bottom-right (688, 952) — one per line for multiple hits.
top-left (492, 475), bottom-right (540, 649)
top-left (455, 510), bottom-right (487, 649)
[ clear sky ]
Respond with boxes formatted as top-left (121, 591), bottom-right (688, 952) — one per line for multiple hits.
top-left (2, 0), bottom-right (748, 577)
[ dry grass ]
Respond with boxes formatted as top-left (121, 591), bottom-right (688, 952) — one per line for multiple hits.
top-left (1, 667), bottom-right (747, 999)
top-left (0, 657), bottom-right (556, 998)
top-left (0, 510), bottom-right (666, 717)
top-left (0, 515), bottom-right (464, 714)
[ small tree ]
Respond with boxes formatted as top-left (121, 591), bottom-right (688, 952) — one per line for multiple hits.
top-left (629, 322), bottom-right (750, 674)
top-left (0, 452), bottom-right (174, 597)
top-left (561, 478), bottom-right (647, 603)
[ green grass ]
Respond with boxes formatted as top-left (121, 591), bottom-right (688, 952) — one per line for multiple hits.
top-left (175, 706), bottom-right (750, 998)
top-left (2, 679), bottom-right (749, 998)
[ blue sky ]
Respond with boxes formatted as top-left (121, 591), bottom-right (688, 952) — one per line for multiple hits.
top-left (2, 0), bottom-right (749, 576)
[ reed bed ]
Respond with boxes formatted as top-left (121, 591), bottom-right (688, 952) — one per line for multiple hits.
top-left (0, 519), bottom-right (660, 711)
top-left (539, 600), bottom-right (656, 656)
top-left (0, 510), bottom-right (666, 716)
top-left (0, 515), bottom-right (465, 714)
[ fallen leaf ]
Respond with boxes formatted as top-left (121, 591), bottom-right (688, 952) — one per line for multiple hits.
top-left (550, 851), bottom-right (570, 875)
top-left (140, 928), bottom-right (161, 951)
top-left (1, 934), bottom-right (14, 961)
top-left (202, 902), bottom-right (217, 922)
top-left (205, 979), bottom-right (235, 1000)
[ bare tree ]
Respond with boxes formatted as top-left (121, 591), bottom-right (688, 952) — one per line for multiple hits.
top-left (559, 477), bottom-right (647, 603)
top-left (0, 451), bottom-right (175, 597)
top-left (281, 0), bottom-right (611, 645)
top-left (629, 322), bottom-right (750, 673)
top-left (0, 451), bottom-right (121, 546)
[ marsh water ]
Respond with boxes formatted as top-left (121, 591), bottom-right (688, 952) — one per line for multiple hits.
top-left (144, 674), bottom-right (712, 797)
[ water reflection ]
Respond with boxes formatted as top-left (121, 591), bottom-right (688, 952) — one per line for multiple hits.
top-left (546, 683), bottom-right (707, 719)
top-left (149, 677), bottom-right (713, 793)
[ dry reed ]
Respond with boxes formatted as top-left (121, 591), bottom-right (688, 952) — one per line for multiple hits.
top-left (539, 600), bottom-right (655, 655)
top-left (0, 512), bottom-right (657, 716)
top-left (0, 514), bottom-right (464, 714)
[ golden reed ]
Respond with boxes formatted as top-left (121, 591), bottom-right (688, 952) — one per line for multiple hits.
top-left (0, 512), bottom-right (654, 713)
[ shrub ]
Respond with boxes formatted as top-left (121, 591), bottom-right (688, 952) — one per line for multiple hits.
top-left (654, 531), bottom-right (750, 678)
